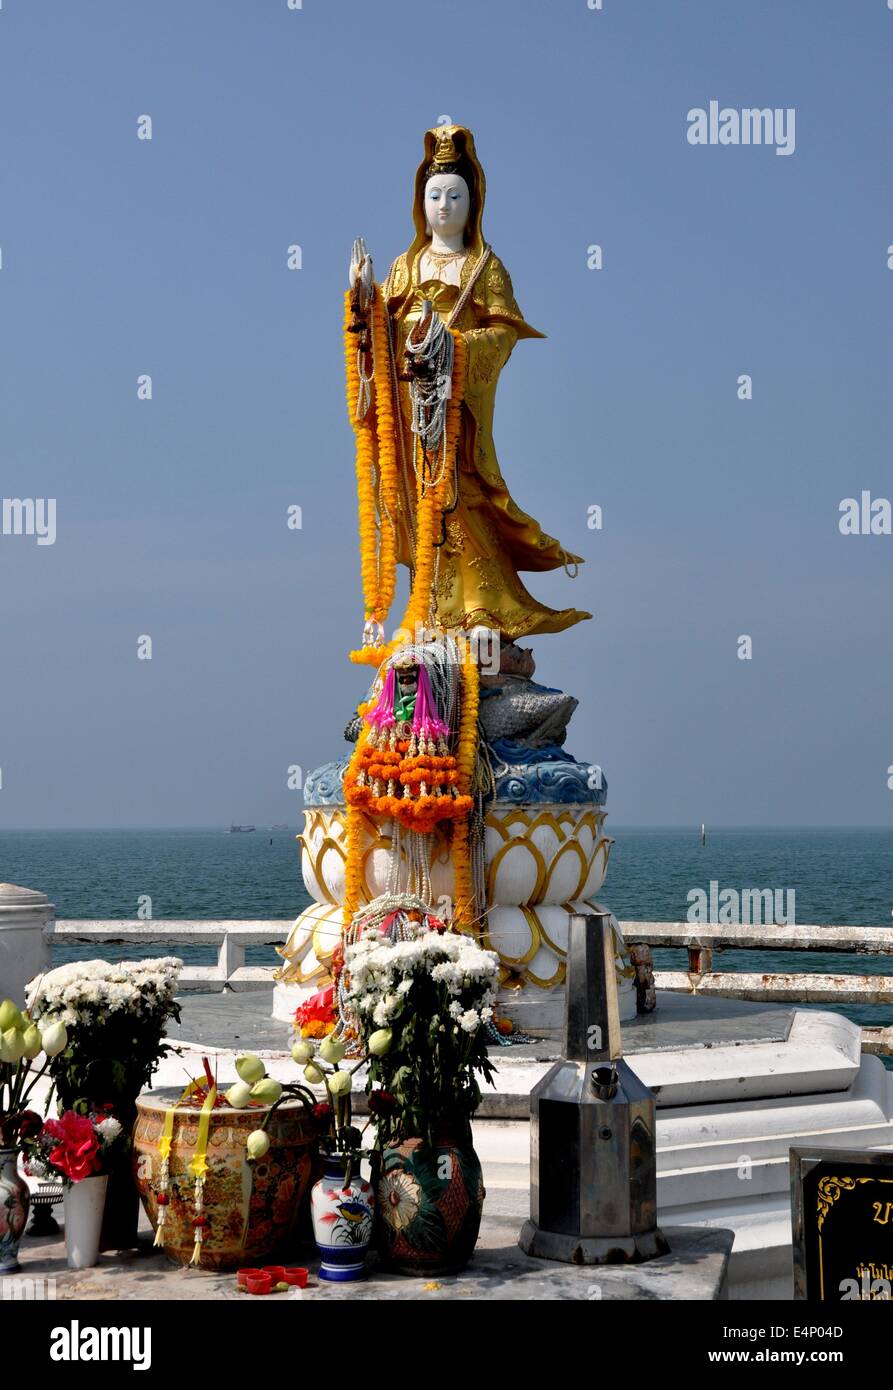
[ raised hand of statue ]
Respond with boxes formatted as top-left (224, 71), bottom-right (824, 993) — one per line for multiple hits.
top-left (348, 237), bottom-right (374, 306)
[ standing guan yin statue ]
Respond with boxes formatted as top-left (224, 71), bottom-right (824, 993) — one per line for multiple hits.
top-left (274, 125), bottom-right (634, 1036)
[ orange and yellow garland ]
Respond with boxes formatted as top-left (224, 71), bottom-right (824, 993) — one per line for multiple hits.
top-left (450, 647), bottom-right (480, 927)
top-left (341, 650), bottom-right (480, 932)
top-left (345, 285), bottom-right (466, 666)
top-left (344, 288), bottom-right (399, 662)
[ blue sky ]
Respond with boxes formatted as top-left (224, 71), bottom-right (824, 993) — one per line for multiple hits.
top-left (1, 0), bottom-right (891, 828)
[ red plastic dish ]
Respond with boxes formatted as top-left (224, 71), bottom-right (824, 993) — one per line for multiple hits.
top-left (283, 1267), bottom-right (309, 1287)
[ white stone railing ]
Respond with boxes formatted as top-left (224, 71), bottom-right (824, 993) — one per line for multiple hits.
top-left (44, 917), bottom-right (893, 1054)
top-left (618, 921), bottom-right (893, 1055)
top-left (48, 920), bottom-right (292, 992)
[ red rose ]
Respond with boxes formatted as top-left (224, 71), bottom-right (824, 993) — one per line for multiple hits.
top-left (313, 1103), bottom-right (333, 1122)
top-left (43, 1111), bottom-right (102, 1183)
top-left (368, 1090), bottom-right (397, 1116)
top-left (16, 1111), bottom-right (42, 1140)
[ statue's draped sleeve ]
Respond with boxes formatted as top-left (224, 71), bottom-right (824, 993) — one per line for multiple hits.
top-left (461, 254), bottom-right (544, 493)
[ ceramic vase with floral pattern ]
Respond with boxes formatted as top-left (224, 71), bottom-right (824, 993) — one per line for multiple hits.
top-left (376, 1134), bottom-right (484, 1276)
top-left (0, 1148), bottom-right (30, 1273)
top-left (310, 1155), bottom-right (375, 1281)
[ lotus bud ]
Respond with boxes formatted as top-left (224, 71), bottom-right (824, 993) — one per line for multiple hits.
top-left (235, 1054), bottom-right (265, 1085)
top-left (39, 1021), bottom-right (68, 1057)
top-left (291, 1040), bottom-right (315, 1064)
top-left (21, 1024), bottom-right (42, 1060)
top-left (368, 1028), bottom-right (393, 1057)
top-left (318, 1036), bottom-right (346, 1065)
top-left (0, 1028), bottom-right (25, 1063)
top-left (303, 1063), bottom-right (325, 1086)
top-left (225, 1081), bottom-right (253, 1109)
top-left (246, 1130), bottom-right (270, 1160)
top-left (0, 1001), bottom-right (23, 1032)
top-left (249, 1078), bottom-right (282, 1106)
top-left (327, 1069), bottom-right (352, 1097)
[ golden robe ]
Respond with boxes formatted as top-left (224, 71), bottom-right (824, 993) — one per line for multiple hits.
top-left (383, 126), bottom-right (591, 641)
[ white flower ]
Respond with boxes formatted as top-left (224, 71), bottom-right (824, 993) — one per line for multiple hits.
top-left (26, 957), bottom-right (182, 1024)
top-left (343, 925), bottom-right (498, 1024)
top-left (96, 1117), bottom-right (122, 1142)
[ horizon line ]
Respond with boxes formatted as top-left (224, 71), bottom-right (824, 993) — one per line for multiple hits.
top-left (0, 823), bottom-right (891, 834)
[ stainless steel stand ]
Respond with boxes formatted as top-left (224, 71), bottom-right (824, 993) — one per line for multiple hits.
top-left (519, 910), bottom-right (669, 1264)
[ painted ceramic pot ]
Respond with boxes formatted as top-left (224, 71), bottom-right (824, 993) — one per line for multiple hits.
top-left (0, 1148), bottom-right (29, 1273)
top-left (133, 1090), bottom-right (317, 1270)
top-left (310, 1154), bottom-right (375, 1282)
top-left (376, 1134), bottom-right (484, 1275)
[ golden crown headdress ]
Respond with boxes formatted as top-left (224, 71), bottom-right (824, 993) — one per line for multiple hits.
top-left (432, 128), bottom-right (461, 165)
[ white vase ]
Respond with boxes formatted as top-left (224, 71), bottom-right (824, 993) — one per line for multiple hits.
top-left (63, 1175), bottom-right (108, 1269)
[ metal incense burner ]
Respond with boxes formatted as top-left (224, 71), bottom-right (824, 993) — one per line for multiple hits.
top-left (519, 910), bottom-right (669, 1264)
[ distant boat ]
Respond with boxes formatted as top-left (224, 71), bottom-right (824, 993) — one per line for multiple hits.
top-left (700, 823), bottom-right (707, 846)
top-left (270, 824), bottom-right (289, 831)
top-left (227, 825), bottom-right (256, 834)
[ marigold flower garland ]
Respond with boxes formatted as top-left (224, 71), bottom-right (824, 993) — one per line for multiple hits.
top-left (344, 293), bottom-right (379, 627)
top-left (450, 648), bottom-right (480, 927)
top-left (342, 712), bottom-right (371, 929)
top-left (345, 656), bottom-right (472, 833)
top-left (342, 641), bottom-right (480, 937)
top-left (345, 288), bottom-right (400, 665)
top-left (345, 298), bottom-right (466, 666)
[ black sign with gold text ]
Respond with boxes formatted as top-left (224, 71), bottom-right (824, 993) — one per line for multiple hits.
top-left (791, 1147), bottom-right (893, 1301)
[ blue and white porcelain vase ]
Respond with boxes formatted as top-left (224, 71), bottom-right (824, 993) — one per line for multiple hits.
top-left (310, 1154), bottom-right (374, 1282)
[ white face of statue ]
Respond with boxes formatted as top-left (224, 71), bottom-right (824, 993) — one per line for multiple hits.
top-left (424, 173), bottom-right (471, 241)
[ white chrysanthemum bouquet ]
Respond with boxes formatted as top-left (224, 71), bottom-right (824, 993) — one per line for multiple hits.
top-left (343, 929), bottom-right (499, 1148)
top-left (26, 957), bottom-right (182, 1116)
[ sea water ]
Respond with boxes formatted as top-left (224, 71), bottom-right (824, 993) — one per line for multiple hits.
top-left (3, 825), bottom-right (890, 1036)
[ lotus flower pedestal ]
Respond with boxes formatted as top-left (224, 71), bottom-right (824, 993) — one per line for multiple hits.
top-left (273, 756), bottom-right (635, 1037)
